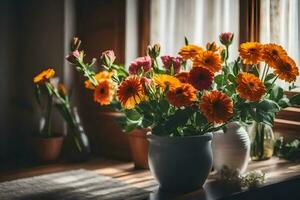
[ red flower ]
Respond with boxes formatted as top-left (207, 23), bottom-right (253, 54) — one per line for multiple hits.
top-left (219, 32), bottom-right (234, 46)
top-left (188, 67), bottom-right (214, 90)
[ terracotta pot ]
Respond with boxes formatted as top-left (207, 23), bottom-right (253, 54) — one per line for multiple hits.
top-left (128, 129), bottom-right (149, 169)
top-left (31, 136), bottom-right (64, 161)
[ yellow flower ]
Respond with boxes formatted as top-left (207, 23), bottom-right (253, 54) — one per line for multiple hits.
top-left (85, 71), bottom-right (114, 89)
top-left (117, 76), bottom-right (146, 109)
top-left (154, 74), bottom-right (181, 91)
top-left (239, 42), bottom-right (263, 65)
top-left (179, 45), bottom-right (204, 60)
top-left (33, 68), bottom-right (55, 84)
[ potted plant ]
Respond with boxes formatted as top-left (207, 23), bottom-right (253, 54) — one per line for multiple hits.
top-left (33, 69), bottom-right (91, 162)
top-left (32, 69), bottom-right (64, 161)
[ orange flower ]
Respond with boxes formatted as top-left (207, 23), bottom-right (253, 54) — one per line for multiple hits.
top-left (179, 45), bottom-right (204, 60)
top-left (236, 72), bottom-right (266, 102)
top-left (273, 56), bottom-right (299, 83)
top-left (199, 90), bottom-right (233, 124)
top-left (117, 76), bottom-right (146, 109)
top-left (166, 83), bottom-right (197, 107)
top-left (33, 68), bottom-right (55, 84)
top-left (93, 79), bottom-right (114, 105)
top-left (189, 67), bottom-right (214, 91)
top-left (154, 74), bottom-right (181, 90)
top-left (262, 43), bottom-right (287, 68)
top-left (85, 71), bottom-right (114, 89)
top-left (239, 42), bottom-right (263, 65)
top-left (192, 51), bottom-right (222, 72)
top-left (175, 72), bottom-right (190, 83)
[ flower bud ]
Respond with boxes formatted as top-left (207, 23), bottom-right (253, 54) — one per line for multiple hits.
top-left (219, 32), bottom-right (234, 46)
top-left (206, 42), bottom-right (218, 52)
top-left (101, 50), bottom-right (116, 67)
top-left (58, 83), bottom-right (67, 97)
top-left (147, 43), bottom-right (161, 59)
top-left (71, 37), bottom-right (81, 51)
top-left (65, 50), bottom-right (81, 64)
top-left (161, 55), bottom-right (183, 74)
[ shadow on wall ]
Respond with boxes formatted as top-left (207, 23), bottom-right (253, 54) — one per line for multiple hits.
top-left (0, 0), bottom-right (67, 161)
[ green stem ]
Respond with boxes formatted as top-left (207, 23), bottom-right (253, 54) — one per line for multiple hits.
top-left (261, 63), bottom-right (267, 81)
top-left (45, 92), bottom-right (53, 137)
top-left (265, 75), bottom-right (279, 95)
top-left (221, 45), bottom-right (229, 88)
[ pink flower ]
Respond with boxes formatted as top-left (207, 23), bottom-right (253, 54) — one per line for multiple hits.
top-left (65, 50), bottom-right (80, 64)
top-left (101, 50), bottom-right (116, 66)
top-left (161, 55), bottom-right (183, 74)
top-left (141, 77), bottom-right (152, 86)
top-left (129, 56), bottom-right (152, 75)
top-left (219, 32), bottom-right (234, 46)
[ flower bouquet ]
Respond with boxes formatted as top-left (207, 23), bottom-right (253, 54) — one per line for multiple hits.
top-left (66, 33), bottom-right (300, 191)
top-left (33, 68), bottom-right (90, 161)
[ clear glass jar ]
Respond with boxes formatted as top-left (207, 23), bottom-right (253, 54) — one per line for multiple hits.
top-left (250, 122), bottom-right (275, 161)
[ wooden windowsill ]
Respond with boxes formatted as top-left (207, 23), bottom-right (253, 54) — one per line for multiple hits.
top-left (0, 157), bottom-right (300, 199)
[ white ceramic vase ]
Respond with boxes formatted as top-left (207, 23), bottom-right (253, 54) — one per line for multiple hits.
top-left (212, 121), bottom-right (251, 174)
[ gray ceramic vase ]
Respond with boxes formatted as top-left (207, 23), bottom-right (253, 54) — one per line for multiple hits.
top-left (147, 133), bottom-right (213, 192)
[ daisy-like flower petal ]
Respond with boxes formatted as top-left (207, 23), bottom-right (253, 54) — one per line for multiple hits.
top-left (236, 72), bottom-right (266, 102)
top-left (239, 42), bottom-right (263, 65)
top-left (117, 76), bottom-right (146, 109)
top-left (199, 90), bottom-right (233, 124)
top-left (192, 51), bottom-right (222, 73)
top-left (166, 83), bottom-right (197, 107)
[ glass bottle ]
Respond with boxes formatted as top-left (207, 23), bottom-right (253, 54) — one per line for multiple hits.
top-left (250, 122), bottom-right (275, 161)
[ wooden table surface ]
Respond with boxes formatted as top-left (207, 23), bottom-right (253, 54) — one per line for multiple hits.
top-left (0, 157), bottom-right (300, 200)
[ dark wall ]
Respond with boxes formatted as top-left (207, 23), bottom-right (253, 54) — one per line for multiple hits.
top-left (0, 0), bottom-right (67, 161)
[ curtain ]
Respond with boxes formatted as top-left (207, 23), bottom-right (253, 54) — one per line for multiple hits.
top-left (150, 0), bottom-right (239, 62)
top-left (260, 0), bottom-right (300, 87)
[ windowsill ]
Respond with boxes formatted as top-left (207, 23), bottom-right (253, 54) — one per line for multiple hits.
top-left (0, 157), bottom-right (300, 199)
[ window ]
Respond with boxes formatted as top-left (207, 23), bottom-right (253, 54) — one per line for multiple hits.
top-left (260, 0), bottom-right (300, 87)
top-left (150, 0), bottom-right (239, 61)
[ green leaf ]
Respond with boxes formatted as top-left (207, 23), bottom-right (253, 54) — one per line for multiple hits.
top-left (270, 86), bottom-right (284, 101)
top-left (233, 58), bottom-right (240, 76)
top-left (252, 66), bottom-right (260, 77)
top-left (264, 73), bottom-right (276, 82)
top-left (215, 74), bottom-right (224, 86)
top-left (195, 111), bottom-right (208, 126)
top-left (228, 74), bottom-right (236, 83)
top-left (257, 99), bottom-right (280, 113)
top-left (278, 96), bottom-right (291, 108)
top-left (142, 114), bottom-right (154, 128)
top-left (125, 109), bottom-right (142, 121)
top-left (158, 99), bottom-right (169, 113)
top-left (184, 37), bottom-right (189, 45)
top-left (164, 108), bottom-right (194, 131)
top-left (290, 93), bottom-right (300, 106)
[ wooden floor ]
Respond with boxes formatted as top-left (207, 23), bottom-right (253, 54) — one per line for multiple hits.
top-left (0, 157), bottom-right (300, 199)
